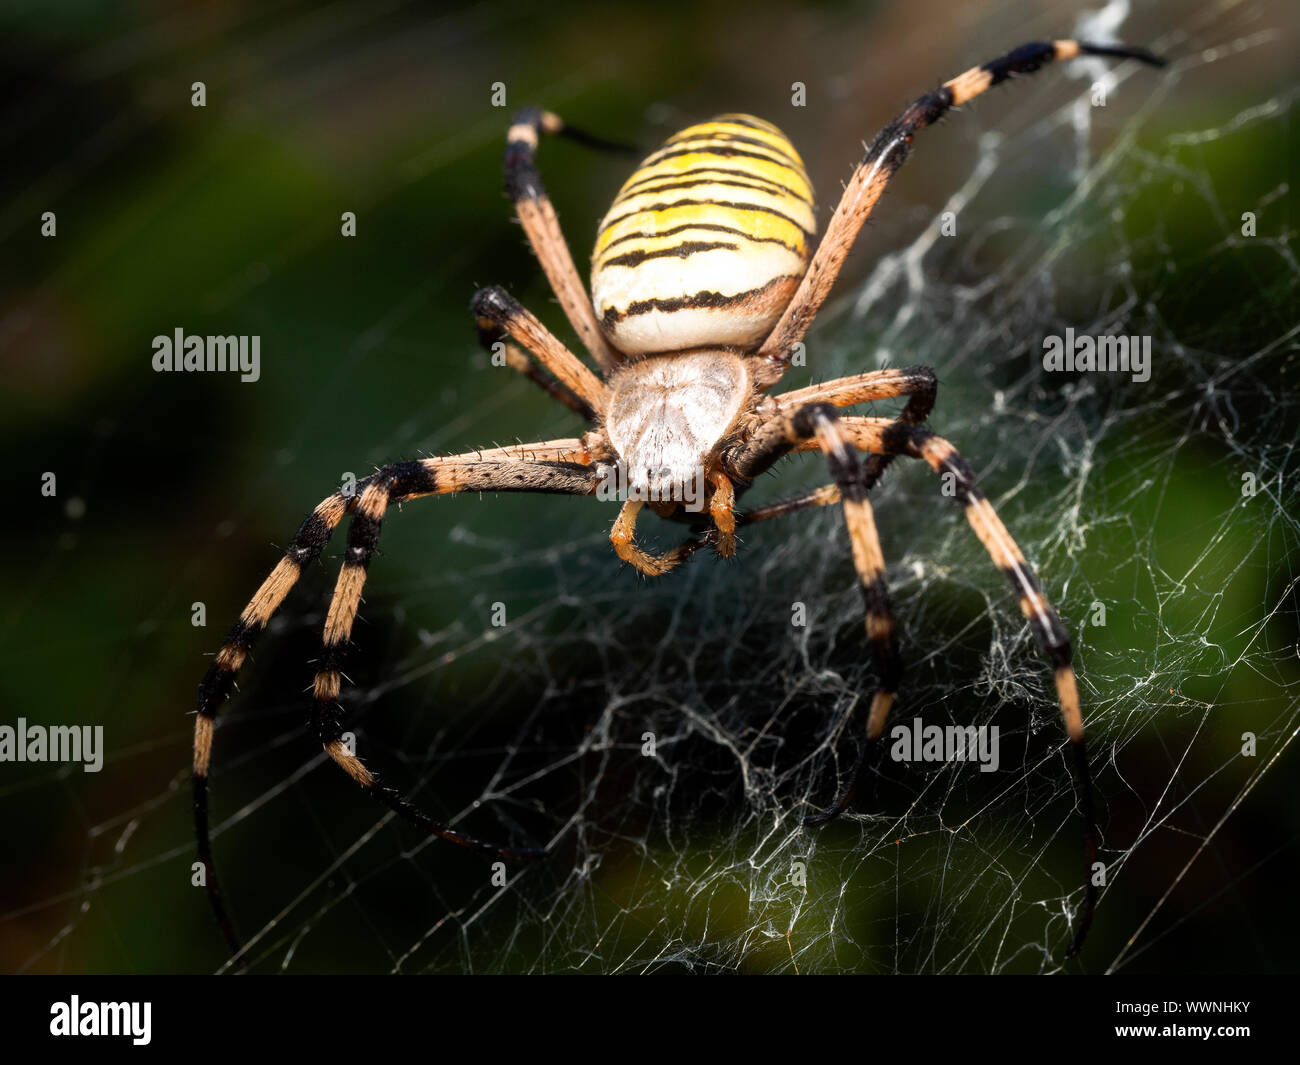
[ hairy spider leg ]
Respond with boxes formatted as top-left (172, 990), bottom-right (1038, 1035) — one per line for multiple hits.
top-left (505, 107), bottom-right (637, 374)
top-left (748, 409), bottom-right (1098, 959)
top-left (751, 38), bottom-right (1165, 387)
top-left (474, 309), bottom-right (595, 419)
top-left (471, 286), bottom-right (609, 414)
top-left (193, 443), bottom-right (596, 962)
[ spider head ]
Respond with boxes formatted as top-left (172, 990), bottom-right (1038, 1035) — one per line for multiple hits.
top-left (604, 350), bottom-right (752, 512)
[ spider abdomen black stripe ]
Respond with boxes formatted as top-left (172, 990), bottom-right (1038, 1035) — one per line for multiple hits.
top-left (591, 114), bottom-right (816, 355)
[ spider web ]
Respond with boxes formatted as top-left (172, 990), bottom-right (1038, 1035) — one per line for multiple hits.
top-left (5, 0), bottom-right (1299, 974)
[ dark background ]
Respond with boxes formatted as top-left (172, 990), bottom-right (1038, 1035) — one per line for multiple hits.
top-left (3, 0), bottom-right (1298, 973)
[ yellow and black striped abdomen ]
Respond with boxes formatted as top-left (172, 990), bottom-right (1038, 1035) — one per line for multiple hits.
top-left (591, 114), bottom-right (815, 356)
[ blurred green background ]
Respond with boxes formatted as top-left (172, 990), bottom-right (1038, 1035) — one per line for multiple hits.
top-left (3, 0), bottom-right (1298, 973)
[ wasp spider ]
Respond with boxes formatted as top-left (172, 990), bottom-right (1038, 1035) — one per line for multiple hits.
top-left (194, 38), bottom-right (1164, 964)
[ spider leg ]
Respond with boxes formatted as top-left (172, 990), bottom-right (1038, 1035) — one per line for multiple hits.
top-left (807, 415), bottom-right (1098, 958)
top-left (751, 39), bottom-right (1164, 387)
top-left (193, 441), bottom-right (596, 962)
top-left (737, 484), bottom-right (841, 524)
top-left (194, 491), bottom-right (354, 960)
top-left (719, 384), bottom-right (930, 824)
top-left (767, 365), bottom-right (938, 493)
top-left (775, 366), bottom-right (937, 414)
top-left (743, 403), bottom-right (901, 824)
top-left (309, 455), bottom-right (599, 849)
top-left (472, 286), bottom-right (609, 415)
top-left (728, 366), bottom-right (936, 484)
top-left (610, 493), bottom-right (757, 575)
top-left (708, 471), bottom-right (737, 557)
top-left (475, 307), bottom-right (594, 420)
top-left (617, 471), bottom-right (742, 563)
top-left (505, 108), bottom-right (636, 374)
top-left (610, 500), bottom-right (703, 576)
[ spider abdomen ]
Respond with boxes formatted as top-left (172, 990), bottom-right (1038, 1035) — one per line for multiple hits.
top-left (591, 114), bottom-right (816, 356)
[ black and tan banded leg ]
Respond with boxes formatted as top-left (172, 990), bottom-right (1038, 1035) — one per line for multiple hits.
top-left (792, 414), bottom-right (1096, 956)
top-left (505, 108), bottom-right (635, 374)
top-left (474, 305), bottom-right (595, 420)
top-left (752, 39), bottom-right (1164, 387)
top-left (194, 441), bottom-right (597, 961)
top-left (193, 489), bottom-right (355, 960)
top-left (751, 403), bottom-right (901, 827)
top-left (775, 366), bottom-right (937, 417)
top-left (775, 365), bottom-right (939, 492)
top-left (308, 452), bottom-right (599, 866)
top-left (728, 366), bottom-right (937, 484)
top-left (472, 286), bottom-right (609, 416)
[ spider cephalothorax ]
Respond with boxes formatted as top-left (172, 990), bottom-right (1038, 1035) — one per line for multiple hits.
top-left (604, 350), bottom-right (752, 506)
top-left (194, 38), bottom-right (1164, 967)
